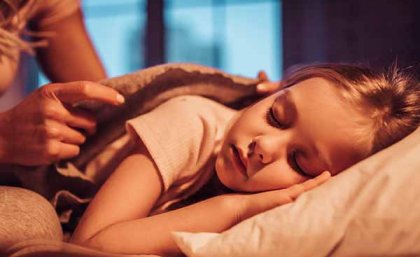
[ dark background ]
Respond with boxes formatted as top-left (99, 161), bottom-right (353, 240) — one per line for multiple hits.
top-left (282, 0), bottom-right (420, 73)
top-left (145, 0), bottom-right (420, 74)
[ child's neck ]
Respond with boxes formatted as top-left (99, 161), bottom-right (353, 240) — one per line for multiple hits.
top-left (168, 173), bottom-right (234, 211)
top-left (186, 173), bottom-right (234, 202)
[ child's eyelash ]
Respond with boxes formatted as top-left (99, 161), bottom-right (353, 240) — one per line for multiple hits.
top-left (290, 152), bottom-right (309, 177)
top-left (265, 107), bottom-right (284, 128)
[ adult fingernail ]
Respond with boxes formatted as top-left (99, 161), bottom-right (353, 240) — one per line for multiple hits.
top-left (116, 93), bottom-right (125, 104)
top-left (257, 83), bottom-right (267, 92)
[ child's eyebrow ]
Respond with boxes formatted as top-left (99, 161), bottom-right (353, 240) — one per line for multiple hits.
top-left (273, 89), bottom-right (297, 124)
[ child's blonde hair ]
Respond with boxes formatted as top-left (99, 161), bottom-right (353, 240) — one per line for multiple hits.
top-left (282, 63), bottom-right (419, 155)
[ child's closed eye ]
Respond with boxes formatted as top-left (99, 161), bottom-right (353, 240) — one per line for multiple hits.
top-left (289, 151), bottom-right (310, 177)
top-left (265, 106), bottom-right (286, 129)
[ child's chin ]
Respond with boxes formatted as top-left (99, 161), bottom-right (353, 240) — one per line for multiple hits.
top-left (214, 161), bottom-right (232, 188)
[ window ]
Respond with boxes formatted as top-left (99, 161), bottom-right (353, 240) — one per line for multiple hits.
top-left (165, 0), bottom-right (282, 80)
top-left (38, 0), bottom-right (281, 86)
top-left (38, 0), bottom-right (147, 86)
top-left (82, 0), bottom-right (146, 77)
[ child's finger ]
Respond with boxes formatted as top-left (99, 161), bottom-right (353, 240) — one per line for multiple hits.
top-left (285, 171), bottom-right (331, 200)
top-left (301, 171), bottom-right (331, 191)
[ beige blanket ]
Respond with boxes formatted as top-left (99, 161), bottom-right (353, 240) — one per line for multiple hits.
top-left (9, 63), bottom-right (262, 232)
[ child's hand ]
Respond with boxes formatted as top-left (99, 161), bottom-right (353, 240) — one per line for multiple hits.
top-left (238, 171), bottom-right (331, 221)
top-left (256, 70), bottom-right (283, 95)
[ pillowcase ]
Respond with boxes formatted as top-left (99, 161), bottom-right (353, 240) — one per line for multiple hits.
top-left (173, 127), bottom-right (420, 257)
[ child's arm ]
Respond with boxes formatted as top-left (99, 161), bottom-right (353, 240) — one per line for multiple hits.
top-left (71, 140), bottom-right (330, 256)
top-left (70, 140), bottom-right (163, 245)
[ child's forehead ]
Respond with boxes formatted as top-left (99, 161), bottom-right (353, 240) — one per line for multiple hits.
top-left (291, 78), bottom-right (373, 156)
top-left (284, 78), bottom-right (342, 100)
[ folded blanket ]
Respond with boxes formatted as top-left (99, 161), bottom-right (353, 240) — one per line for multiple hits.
top-left (11, 63), bottom-right (263, 232)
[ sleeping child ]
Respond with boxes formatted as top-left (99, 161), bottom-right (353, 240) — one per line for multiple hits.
top-left (70, 63), bottom-right (419, 256)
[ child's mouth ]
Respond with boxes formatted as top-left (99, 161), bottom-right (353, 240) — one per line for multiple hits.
top-left (231, 145), bottom-right (248, 178)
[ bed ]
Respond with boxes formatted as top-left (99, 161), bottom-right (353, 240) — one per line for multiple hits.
top-left (1, 63), bottom-right (419, 257)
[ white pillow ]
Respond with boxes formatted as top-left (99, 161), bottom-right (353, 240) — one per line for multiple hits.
top-left (173, 127), bottom-right (420, 257)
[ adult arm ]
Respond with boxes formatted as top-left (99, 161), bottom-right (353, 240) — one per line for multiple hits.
top-left (32, 9), bottom-right (106, 82)
top-left (70, 139), bottom-right (330, 256)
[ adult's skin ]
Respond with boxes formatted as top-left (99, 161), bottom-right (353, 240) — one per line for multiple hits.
top-left (0, 8), bottom-right (124, 166)
top-left (0, 82), bottom-right (124, 166)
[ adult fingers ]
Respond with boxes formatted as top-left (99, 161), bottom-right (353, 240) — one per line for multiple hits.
top-left (41, 81), bottom-right (125, 105)
top-left (256, 81), bottom-right (283, 94)
top-left (40, 140), bottom-right (80, 163)
top-left (45, 120), bottom-right (86, 145)
top-left (39, 98), bottom-right (97, 134)
top-left (64, 106), bottom-right (97, 135)
top-left (55, 142), bottom-right (81, 161)
top-left (257, 70), bottom-right (269, 81)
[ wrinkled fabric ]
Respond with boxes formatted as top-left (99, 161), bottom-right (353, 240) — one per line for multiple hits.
top-left (10, 63), bottom-right (260, 231)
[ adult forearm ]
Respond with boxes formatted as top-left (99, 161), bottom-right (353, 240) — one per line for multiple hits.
top-left (34, 10), bottom-right (106, 82)
top-left (84, 194), bottom-right (244, 256)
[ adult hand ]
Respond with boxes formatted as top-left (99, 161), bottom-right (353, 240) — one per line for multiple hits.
top-left (256, 70), bottom-right (283, 95)
top-left (238, 171), bottom-right (331, 221)
top-left (0, 81), bottom-right (125, 166)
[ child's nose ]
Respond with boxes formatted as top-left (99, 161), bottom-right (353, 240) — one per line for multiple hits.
top-left (249, 135), bottom-right (283, 164)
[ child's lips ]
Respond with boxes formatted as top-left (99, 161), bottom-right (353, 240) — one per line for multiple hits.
top-left (231, 145), bottom-right (248, 177)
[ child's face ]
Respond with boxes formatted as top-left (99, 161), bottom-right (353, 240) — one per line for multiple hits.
top-left (215, 78), bottom-right (370, 192)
